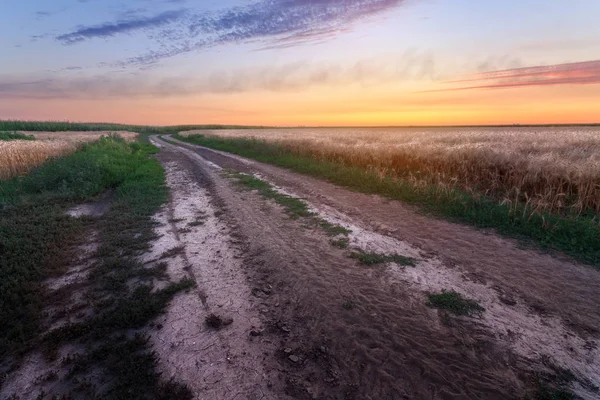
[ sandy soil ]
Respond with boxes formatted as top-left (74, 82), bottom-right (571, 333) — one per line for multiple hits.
top-left (148, 135), bottom-right (600, 399)
top-left (144, 155), bottom-right (288, 399)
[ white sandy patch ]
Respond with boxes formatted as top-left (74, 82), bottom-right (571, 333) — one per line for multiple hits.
top-left (147, 161), bottom-right (278, 399)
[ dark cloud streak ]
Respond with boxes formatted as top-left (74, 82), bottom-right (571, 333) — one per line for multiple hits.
top-left (56, 9), bottom-right (187, 44)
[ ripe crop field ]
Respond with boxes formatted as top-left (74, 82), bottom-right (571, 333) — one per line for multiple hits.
top-left (1, 123), bottom-right (599, 399)
top-left (182, 127), bottom-right (600, 216)
top-left (0, 131), bottom-right (138, 179)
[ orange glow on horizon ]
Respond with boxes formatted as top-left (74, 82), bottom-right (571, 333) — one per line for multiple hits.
top-left (2, 82), bottom-right (599, 127)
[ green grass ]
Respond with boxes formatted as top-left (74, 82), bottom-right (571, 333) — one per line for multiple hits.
top-left (319, 220), bottom-right (352, 236)
top-left (0, 135), bottom-right (192, 397)
top-left (0, 120), bottom-right (263, 141)
top-left (427, 290), bottom-right (485, 316)
top-left (227, 171), bottom-right (314, 219)
top-left (350, 251), bottom-right (417, 266)
top-left (342, 300), bottom-right (355, 310)
top-left (173, 134), bottom-right (600, 267)
top-left (331, 237), bottom-right (350, 248)
top-left (532, 385), bottom-right (575, 400)
top-left (0, 137), bottom-right (150, 357)
top-left (225, 171), bottom-right (354, 249)
top-left (0, 131), bottom-right (35, 141)
top-left (60, 333), bottom-right (193, 399)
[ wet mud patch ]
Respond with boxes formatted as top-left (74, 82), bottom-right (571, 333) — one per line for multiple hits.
top-left (66, 190), bottom-right (113, 218)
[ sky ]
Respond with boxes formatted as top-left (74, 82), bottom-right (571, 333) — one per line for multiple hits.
top-left (1, 0), bottom-right (599, 126)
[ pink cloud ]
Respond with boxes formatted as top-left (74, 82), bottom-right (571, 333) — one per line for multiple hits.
top-left (432, 60), bottom-right (600, 91)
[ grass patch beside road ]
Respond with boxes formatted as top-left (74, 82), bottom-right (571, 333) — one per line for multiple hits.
top-left (0, 136), bottom-right (192, 397)
top-left (427, 290), bottom-right (485, 316)
top-left (0, 136), bottom-right (147, 358)
top-left (173, 134), bottom-right (600, 267)
top-left (225, 171), bottom-right (353, 247)
top-left (0, 131), bottom-right (35, 141)
top-left (227, 171), bottom-right (314, 219)
top-left (351, 251), bottom-right (417, 266)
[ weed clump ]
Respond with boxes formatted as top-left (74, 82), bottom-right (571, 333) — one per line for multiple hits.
top-left (342, 300), bottom-right (355, 310)
top-left (319, 220), bottom-right (351, 236)
top-left (205, 313), bottom-right (233, 329)
top-left (0, 131), bottom-right (35, 141)
top-left (331, 237), bottom-right (350, 249)
top-left (351, 251), bottom-right (416, 267)
top-left (229, 172), bottom-right (313, 219)
top-left (427, 290), bottom-right (485, 316)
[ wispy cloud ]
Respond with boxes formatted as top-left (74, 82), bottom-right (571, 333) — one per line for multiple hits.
top-left (432, 60), bottom-right (600, 91)
top-left (0, 52), bottom-right (434, 99)
top-left (55, 0), bottom-right (405, 64)
top-left (35, 7), bottom-right (67, 20)
top-left (57, 9), bottom-right (187, 44)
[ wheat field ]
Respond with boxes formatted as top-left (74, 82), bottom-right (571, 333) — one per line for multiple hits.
top-left (183, 127), bottom-right (600, 215)
top-left (0, 131), bottom-right (138, 179)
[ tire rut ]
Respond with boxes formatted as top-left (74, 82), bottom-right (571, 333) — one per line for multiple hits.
top-left (151, 136), bottom-right (542, 399)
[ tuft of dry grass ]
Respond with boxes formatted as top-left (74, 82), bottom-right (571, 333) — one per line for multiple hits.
top-left (183, 127), bottom-right (600, 215)
top-left (0, 131), bottom-right (139, 179)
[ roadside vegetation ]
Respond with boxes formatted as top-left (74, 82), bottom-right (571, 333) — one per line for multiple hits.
top-left (174, 133), bottom-right (600, 266)
top-left (0, 131), bottom-right (138, 179)
top-left (223, 170), bottom-right (356, 244)
top-left (0, 120), bottom-right (263, 136)
top-left (226, 171), bottom-right (314, 219)
top-left (351, 251), bottom-right (416, 266)
top-left (0, 140), bottom-right (77, 179)
top-left (0, 135), bottom-right (192, 397)
top-left (0, 131), bottom-right (35, 141)
top-left (426, 290), bottom-right (485, 316)
top-left (181, 128), bottom-right (600, 216)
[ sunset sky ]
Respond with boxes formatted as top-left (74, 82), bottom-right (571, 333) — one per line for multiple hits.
top-left (1, 0), bottom-right (600, 126)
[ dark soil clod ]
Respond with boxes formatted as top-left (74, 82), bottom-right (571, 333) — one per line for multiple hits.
top-left (205, 313), bottom-right (233, 329)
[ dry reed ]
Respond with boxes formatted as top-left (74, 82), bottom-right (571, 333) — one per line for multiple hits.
top-left (183, 127), bottom-right (600, 215)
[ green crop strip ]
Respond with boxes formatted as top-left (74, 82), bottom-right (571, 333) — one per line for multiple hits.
top-left (0, 131), bottom-right (35, 141)
top-left (426, 290), bottom-right (485, 316)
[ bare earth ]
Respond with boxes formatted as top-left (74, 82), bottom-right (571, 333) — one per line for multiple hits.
top-left (3, 134), bottom-right (598, 399)
top-left (147, 135), bottom-right (599, 399)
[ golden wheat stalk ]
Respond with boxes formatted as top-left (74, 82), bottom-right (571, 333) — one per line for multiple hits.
top-left (183, 128), bottom-right (600, 215)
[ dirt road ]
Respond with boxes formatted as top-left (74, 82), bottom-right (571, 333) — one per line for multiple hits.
top-left (149, 135), bottom-right (600, 400)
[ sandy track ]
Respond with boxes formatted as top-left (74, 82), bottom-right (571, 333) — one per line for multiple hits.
top-left (146, 153), bottom-right (288, 400)
top-left (149, 136), bottom-right (600, 399)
